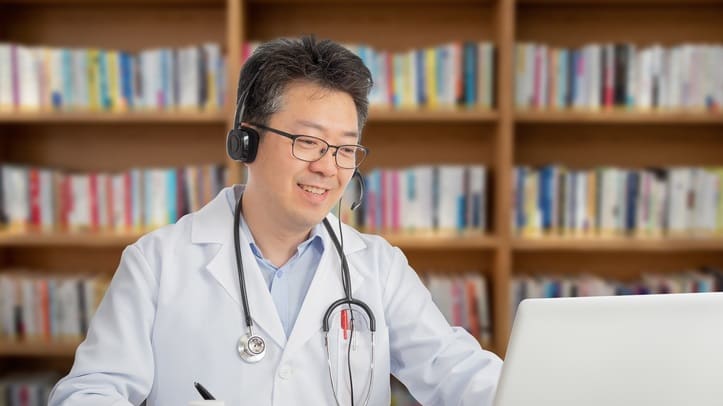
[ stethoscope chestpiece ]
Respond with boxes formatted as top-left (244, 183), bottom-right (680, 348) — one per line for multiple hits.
top-left (238, 333), bottom-right (266, 363)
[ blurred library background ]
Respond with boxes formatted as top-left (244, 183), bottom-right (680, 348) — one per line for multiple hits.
top-left (0, 0), bottom-right (722, 404)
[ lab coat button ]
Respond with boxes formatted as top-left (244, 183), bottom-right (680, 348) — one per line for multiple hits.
top-left (278, 365), bottom-right (293, 379)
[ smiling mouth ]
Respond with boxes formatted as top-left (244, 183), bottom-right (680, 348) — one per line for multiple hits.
top-left (299, 184), bottom-right (329, 195)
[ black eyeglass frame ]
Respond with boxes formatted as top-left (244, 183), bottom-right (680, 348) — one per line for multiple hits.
top-left (249, 122), bottom-right (369, 169)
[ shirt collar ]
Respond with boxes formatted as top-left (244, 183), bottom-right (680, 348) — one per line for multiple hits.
top-left (237, 205), bottom-right (326, 267)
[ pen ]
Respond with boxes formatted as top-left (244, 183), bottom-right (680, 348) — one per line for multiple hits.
top-left (194, 381), bottom-right (216, 400)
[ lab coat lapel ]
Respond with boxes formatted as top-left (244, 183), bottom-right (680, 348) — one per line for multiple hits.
top-left (285, 214), bottom-right (366, 353)
top-left (193, 187), bottom-right (286, 349)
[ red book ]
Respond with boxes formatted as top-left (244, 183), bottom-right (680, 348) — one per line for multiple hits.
top-left (29, 168), bottom-right (41, 228)
top-left (106, 175), bottom-right (114, 230)
top-left (89, 173), bottom-right (99, 231)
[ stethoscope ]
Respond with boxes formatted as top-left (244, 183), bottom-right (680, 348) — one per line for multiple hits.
top-left (232, 188), bottom-right (375, 406)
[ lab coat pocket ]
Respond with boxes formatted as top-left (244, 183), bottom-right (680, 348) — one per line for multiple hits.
top-left (328, 306), bottom-right (376, 405)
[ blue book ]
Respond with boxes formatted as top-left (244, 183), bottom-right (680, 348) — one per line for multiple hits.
top-left (120, 52), bottom-right (133, 110)
top-left (60, 48), bottom-right (73, 109)
top-left (625, 171), bottom-right (639, 233)
top-left (167, 169), bottom-right (177, 223)
top-left (415, 49), bottom-right (426, 106)
top-left (516, 167), bottom-right (526, 231)
top-left (463, 42), bottom-right (477, 107)
top-left (98, 50), bottom-right (111, 110)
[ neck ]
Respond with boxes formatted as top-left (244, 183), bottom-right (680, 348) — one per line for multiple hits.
top-left (241, 188), bottom-right (312, 268)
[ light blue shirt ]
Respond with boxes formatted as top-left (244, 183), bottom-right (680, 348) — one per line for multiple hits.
top-left (226, 191), bottom-right (325, 338)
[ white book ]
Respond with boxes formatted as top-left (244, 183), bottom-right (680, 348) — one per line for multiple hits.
top-left (72, 49), bottom-right (89, 110)
top-left (667, 168), bottom-right (689, 234)
top-left (49, 48), bottom-right (63, 110)
top-left (96, 173), bottom-right (109, 230)
top-left (669, 46), bottom-right (681, 109)
top-left (203, 43), bottom-right (221, 110)
top-left (575, 171), bottom-right (587, 236)
top-left (437, 165), bottom-right (466, 231)
top-left (0, 43), bottom-right (11, 111)
top-left (17, 45), bottom-right (40, 111)
top-left (2, 165), bottom-right (29, 231)
top-left (514, 44), bottom-right (526, 109)
top-left (0, 275), bottom-right (16, 339)
top-left (626, 44), bottom-right (636, 107)
top-left (70, 174), bottom-right (90, 231)
top-left (539, 45), bottom-right (548, 109)
top-left (407, 49), bottom-right (418, 108)
top-left (111, 173), bottom-right (126, 232)
top-left (588, 44), bottom-right (601, 110)
top-left (39, 169), bottom-right (54, 231)
top-left (409, 166), bottom-right (432, 231)
top-left (21, 277), bottom-right (37, 338)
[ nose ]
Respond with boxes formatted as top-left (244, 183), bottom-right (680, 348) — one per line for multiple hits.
top-left (308, 147), bottom-right (338, 176)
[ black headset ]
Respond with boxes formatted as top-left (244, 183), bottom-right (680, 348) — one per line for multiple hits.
top-left (226, 64), bottom-right (265, 163)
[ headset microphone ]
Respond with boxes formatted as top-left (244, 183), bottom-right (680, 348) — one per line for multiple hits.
top-left (351, 170), bottom-right (365, 211)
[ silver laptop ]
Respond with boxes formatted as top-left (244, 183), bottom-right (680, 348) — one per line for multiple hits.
top-left (494, 292), bottom-right (723, 406)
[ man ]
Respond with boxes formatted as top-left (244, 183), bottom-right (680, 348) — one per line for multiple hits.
top-left (49, 36), bottom-right (502, 406)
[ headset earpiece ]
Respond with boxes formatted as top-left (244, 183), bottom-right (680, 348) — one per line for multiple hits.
top-left (227, 125), bottom-right (260, 163)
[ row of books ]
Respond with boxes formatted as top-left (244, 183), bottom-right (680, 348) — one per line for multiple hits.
top-left (0, 164), bottom-right (227, 233)
top-left (512, 165), bottom-right (723, 237)
top-left (510, 267), bottom-right (723, 323)
top-left (0, 272), bottom-right (109, 341)
top-left (243, 41), bottom-right (496, 110)
top-left (516, 43), bottom-right (723, 111)
top-left (0, 43), bottom-right (226, 113)
top-left (423, 273), bottom-right (491, 345)
top-left (0, 373), bottom-right (58, 406)
top-left (340, 166), bottom-right (487, 234)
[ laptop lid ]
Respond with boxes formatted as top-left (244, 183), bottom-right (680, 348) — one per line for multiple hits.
top-left (494, 292), bottom-right (723, 406)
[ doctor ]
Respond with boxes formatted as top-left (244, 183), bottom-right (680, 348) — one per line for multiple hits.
top-left (48, 36), bottom-right (502, 406)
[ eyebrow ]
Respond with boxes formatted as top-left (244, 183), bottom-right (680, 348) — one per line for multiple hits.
top-left (294, 119), bottom-right (359, 140)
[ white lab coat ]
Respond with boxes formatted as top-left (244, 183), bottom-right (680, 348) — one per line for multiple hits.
top-left (48, 185), bottom-right (502, 406)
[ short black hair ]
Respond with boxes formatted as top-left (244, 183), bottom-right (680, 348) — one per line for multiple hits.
top-left (235, 35), bottom-right (373, 134)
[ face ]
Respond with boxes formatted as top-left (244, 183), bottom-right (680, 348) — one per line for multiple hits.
top-left (245, 80), bottom-right (360, 232)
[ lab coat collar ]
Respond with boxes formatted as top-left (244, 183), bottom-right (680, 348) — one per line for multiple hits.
top-left (191, 186), bottom-right (367, 351)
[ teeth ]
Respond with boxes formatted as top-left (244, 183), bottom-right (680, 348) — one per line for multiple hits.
top-left (300, 184), bottom-right (326, 195)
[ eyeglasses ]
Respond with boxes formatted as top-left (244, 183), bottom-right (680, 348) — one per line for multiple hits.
top-left (250, 123), bottom-right (369, 169)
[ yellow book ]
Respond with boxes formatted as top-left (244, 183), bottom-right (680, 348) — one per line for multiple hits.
top-left (424, 47), bottom-right (438, 108)
top-left (87, 49), bottom-right (100, 112)
top-left (107, 51), bottom-right (121, 112)
top-left (523, 168), bottom-right (541, 238)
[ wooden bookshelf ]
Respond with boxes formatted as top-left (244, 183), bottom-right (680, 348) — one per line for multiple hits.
top-left (515, 111), bottom-right (723, 125)
top-left (368, 107), bottom-right (499, 122)
top-left (1, 0), bottom-right (722, 381)
top-left (0, 231), bottom-right (143, 247)
top-left (512, 236), bottom-right (723, 252)
top-left (0, 340), bottom-right (82, 357)
top-left (0, 111), bottom-right (228, 124)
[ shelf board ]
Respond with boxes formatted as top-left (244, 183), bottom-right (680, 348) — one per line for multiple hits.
top-left (0, 230), bottom-right (498, 249)
top-left (0, 231), bottom-right (143, 247)
top-left (0, 111), bottom-right (228, 124)
top-left (515, 110), bottom-right (723, 125)
top-left (517, 0), bottom-right (722, 4)
top-left (0, 340), bottom-right (80, 357)
top-left (369, 107), bottom-right (498, 122)
top-left (381, 231), bottom-right (499, 249)
top-left (512, 236), bottom-right (723, 252)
